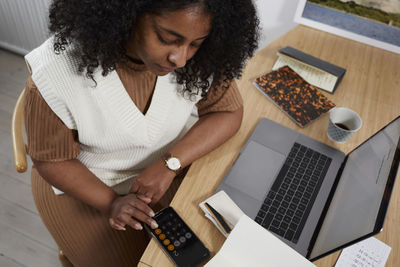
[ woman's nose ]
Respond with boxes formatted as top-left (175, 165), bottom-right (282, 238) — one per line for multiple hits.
top-left (168, 45), bottom-right (188, 68)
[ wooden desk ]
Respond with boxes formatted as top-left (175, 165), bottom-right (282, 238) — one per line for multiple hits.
top-left (139, 25), bottom-right (400, 267)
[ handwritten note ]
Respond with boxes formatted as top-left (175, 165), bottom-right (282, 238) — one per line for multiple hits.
top-left (272, 53), bottom-right (338, 93)
top-left (335, 237), bottom-right (391, 267)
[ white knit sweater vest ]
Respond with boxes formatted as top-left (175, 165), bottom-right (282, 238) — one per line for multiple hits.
top-left (25, 37), bottom-right (202, 195)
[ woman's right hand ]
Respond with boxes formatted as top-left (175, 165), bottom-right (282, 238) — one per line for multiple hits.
top-left (108, 193), bottom-right (158, 231)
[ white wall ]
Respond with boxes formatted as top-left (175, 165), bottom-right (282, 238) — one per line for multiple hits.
top-left (0, 0), bottom-right (50, 55)
top-left (0, 0), bottom-right (300, 55)
top-left (255, 0), bottom-right (300, 51)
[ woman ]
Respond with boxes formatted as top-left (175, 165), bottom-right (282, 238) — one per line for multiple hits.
top-left (25, 0), bottom-right (259, 265)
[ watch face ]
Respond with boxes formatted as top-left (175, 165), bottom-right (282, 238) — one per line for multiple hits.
top-left (167, 157), bottom-right (181, 171)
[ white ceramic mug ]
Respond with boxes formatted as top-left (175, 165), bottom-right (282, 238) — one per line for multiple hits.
top-left (327, 107), bottom-right (362, 143)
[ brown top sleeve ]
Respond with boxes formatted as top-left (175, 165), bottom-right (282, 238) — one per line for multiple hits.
top-left (196, 79), bottom-right (243, 117)
top-left (24, 75), bottom-right (80, 161)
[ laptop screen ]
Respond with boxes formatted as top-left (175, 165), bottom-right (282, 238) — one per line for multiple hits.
top-left (310, 116), bottom-right (400, 260)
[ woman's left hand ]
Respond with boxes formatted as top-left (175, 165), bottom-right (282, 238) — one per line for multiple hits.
top-left (130, 159), bottom-right (176, 204)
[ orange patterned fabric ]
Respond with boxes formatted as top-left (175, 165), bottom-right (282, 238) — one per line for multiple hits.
top-left (254, 66), bottom-right (335, 127)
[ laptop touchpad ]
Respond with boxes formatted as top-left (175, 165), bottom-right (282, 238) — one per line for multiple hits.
top-left (223, 140), bottom-right (286, 201)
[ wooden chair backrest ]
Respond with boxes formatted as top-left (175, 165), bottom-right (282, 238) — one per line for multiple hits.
top-left (11, 88), bottom-right (27, 173)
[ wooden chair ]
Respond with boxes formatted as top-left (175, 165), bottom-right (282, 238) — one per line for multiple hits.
top-left (11, 88), bottom-right (73, 267)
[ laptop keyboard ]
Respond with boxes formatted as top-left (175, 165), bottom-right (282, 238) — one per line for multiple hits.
top-left (255, 142), bottom-right (332, 244)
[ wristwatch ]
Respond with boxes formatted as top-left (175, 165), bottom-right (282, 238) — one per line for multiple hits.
top-left (163, 153), bottom-right (182, 173)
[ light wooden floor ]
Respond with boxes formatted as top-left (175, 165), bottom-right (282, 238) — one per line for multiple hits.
top-left (0, 49), bottom-right (60, 267)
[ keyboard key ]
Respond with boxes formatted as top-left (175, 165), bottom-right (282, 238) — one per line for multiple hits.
top-left (269, 226), bottom-right (285, 237)
top-left (255, 216), bottom-right (263, 223)
top-left (281, 222), bottom-right (289, 230)
top-left (261, 204), bottom-right (269, 212)
top-left (271, 220), bottom-right (280, 227)
top-left (284, 195), bottom-right (292, 202)
top-left (276, 194), bottom-right (284, 201)
top-left (293, 178), bottom-right (300, 184)
top-left (278, 189), bottom-right (286, 195)
top-left (287, 189), bottom-right (295, 196)
top-left (271, 164), bottom-right (290, 192)
top-left (278, 207), bottom-right (286, 215)
top-left (289, 223), bottom-right (297, 231)
top-left (272, 200), bottom-right (280, 207)
top-left (275, 214), bottom-right (283, 221)
top-left (282, 201), bottom-right (289, 208)
top-left (287, 209), bottom-right (294, 217)
top-left (300, 162), bottom-right (307, 168)
top-left (300, 198), bottom-right (308, 205)
top-left (281, 183), bottom-right (289, 190)
top-left (289, 203), bottom-right (297, 210)
top-left (285, 229), bottom-right (295, 241)
top-left (300, 180), bottom-right (308, 187)
top-left (269, 207), bottom-right (277, 214)
top-left (284, 178), bottom-right (291, 184)
top-left (293, 197), bottom-right (300, 204)
top-left (298, 204), bottom-right (306, 211)
top-left (306, 186), bottom-right (314, 193)
top-left (295, 192), bottom-right (302, 198)
top-left (262, 214), bottom-right (274, 228)
top-left (286, 158), bottom-right (294, 165)
top-left (268, 191), bottom-right (276, 199)
top-left (293, 216), bottom-right (301, 224)
top-left (283, 216), bottom-right (291, 224)
top-left (264, 198), bottom-right (272, 205)
top-left (257, 210), bottom-right (266, 218)
top-left (300, 146), bottom-right (307, 152)
top-left (304, 192), bottom-right (311, 199)
top-left (295, 210), bottom-right (303, 217)
top-left (287, 172), bottom-right (294, 178)
top-left (298, 186), bottom-right (305, 192)
top-left (292, 162), bottom-right (299, 167)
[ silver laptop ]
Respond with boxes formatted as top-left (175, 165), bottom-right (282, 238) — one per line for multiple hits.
top-left (217, 116), bottom-right (400, 260)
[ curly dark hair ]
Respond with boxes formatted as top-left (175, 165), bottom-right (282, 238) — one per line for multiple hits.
top-left (49, 0), bottom-right (259, 96)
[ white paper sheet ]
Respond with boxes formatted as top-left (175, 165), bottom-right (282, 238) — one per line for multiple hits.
top-left (273, 53), bottom-right (338, 93)
top-left (335, 237), bottom-right (391, 267)
top-left (205, 215), bottom-right (316, 267)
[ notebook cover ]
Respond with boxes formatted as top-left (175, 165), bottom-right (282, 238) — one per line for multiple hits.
top-left (279, 46), bottom-right (346, 93)
top-left (279, 46), bottom-right (346, 77)
top-left (253, 66), bottom-right (335, 127)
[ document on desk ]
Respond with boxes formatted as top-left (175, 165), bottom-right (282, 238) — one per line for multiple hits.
top-left (205, 215), bottom-right (316, 267)
top-left (273, 53), bottom-right (338, 92)
top-left (199, 190), bottom-right (244, 237)
top-left (335, 237), bottom-right (391, 267)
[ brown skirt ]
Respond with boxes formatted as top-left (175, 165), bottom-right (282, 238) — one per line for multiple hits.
top-left (31, 167), bottom-right (184, 267)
